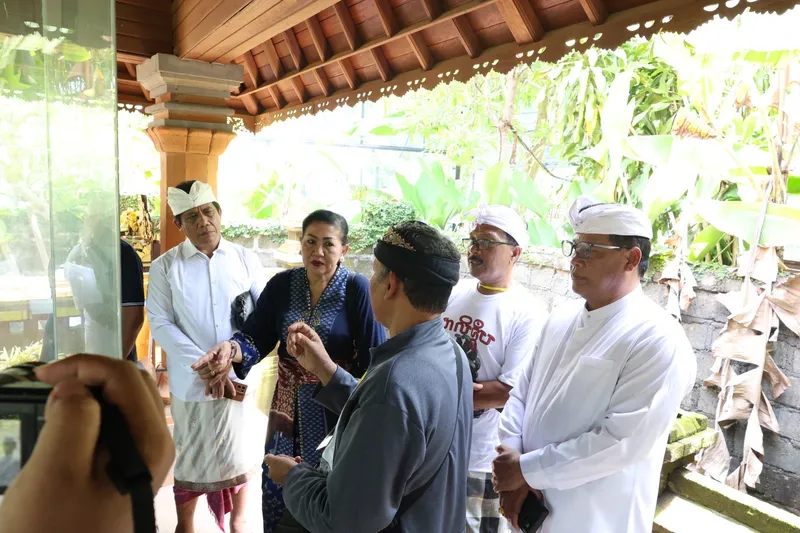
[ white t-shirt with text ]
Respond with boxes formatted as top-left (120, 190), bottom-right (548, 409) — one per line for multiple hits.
top-left (442, 279), bottom-right (548, 472)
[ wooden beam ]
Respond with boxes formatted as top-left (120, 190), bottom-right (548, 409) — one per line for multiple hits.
top-left (284, 29), bottom-right (306, 71)
top-left (420, 0), bottom-right (440, 19)
top-left (268, 85), bottom-right (285, 109)
top-left (334, 2), bottom-right (360, 51)
top-left (306, 15), bottom-right (330, 61)
top-left (117, 52), bottom-right (148, 65)
top-left (452, 16), bottom-right (481, 58)
top-left (339, 59), bottom-right (359, 90)
top-left (261, 39), bottom-right (284, 78)
top-left (291, 77), bottom-right (306, 103)
top-left (313, 68), bottom-right (331, 97)
top-left (406, 33), bottom-right (434, 71)
top-left (242, 51), bottom-right (262, 88)
top-left (238, 0), bottom-right (493, 101)
top-left (124, 62), bottom-right (137, 79)
top-left (242, 94), bottom-right (260, 114)
top-left (496, 0), bottom-right (544, 44)
top-left (374, 0), bottom-right (398, 37)
top-left (579, 0), bottom-right (607, 25)
top-left (370, 47), bottom-right (392, 82)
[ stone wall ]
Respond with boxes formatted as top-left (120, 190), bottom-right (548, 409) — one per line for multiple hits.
top-left (245, 237), bottom-right (800, 514)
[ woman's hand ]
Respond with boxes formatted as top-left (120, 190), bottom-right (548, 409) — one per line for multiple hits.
top-left (0, 354), bottom-right (175, 533)
top-left (286, 322), bottom-right (337, 385)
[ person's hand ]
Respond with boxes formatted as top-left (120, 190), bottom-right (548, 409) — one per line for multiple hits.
top-left (264, 454), bottom-right (302, 485)
top-left (499, 487), bottom-right (543, 530)
top-left (0, 354), bottom-right (175, 533)
top-left (473, 382), bottom-right (484, 392)
top-left (286, 322), bottom-right (337, 384)
top-left (192, 342), bottom-right (237, 398)
top-left (492, 445), bottom-right (526, 492)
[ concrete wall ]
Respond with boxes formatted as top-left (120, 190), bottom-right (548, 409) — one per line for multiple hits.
top-left (246, 238), bottom-right (800, 514)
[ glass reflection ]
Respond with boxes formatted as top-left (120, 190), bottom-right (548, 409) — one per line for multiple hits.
top-left (0, 0), bottom-right (120, 367)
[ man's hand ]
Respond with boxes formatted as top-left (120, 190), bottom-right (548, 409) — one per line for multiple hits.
top-left (500, 487), bottom-right (544, 530)
top-left (473, 383), bottom-right (484, 392)
top-left (0, 354), bottom-right (175, 533)
top-left (492, 445), bottom-right (526, 492)
top-left (264, 454), bottom-right (302, 485)
top-left (192, 341), bottom-right (238, 398)
top-left (286, 322), bottom-right (337, 384)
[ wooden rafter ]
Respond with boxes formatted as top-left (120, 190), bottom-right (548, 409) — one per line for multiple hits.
top-left (375, 0), bottom-right (398, 37)
top-left (370, 47), bottom-right (392, 82)
top-left (284, 29), bottom-right (306, 71)
top-left (407, 33), bottom-right (434, 71)
top-left (334, 1), bottom-right (360, 51)
top-left (237, 0), bottom-right (492, 101)
top-left (578, 0), bottom-right (608, 25)
top-left (261, 39), bottom-right (284, 79)
top-left (452, 16), bottom-right (481, 59)
top-left (242, 94), bottom-right (260, 114)
top-left (339, 59), bottom-right (359, 90)
top-left (124, 62), bottom-right (137, 79)
top-left (268, 85), bottom-right (285, 109)
top-left (306, 16), bottom-right (330, 61)
top-left (291, 76), bottom-right (306, 103)
top-left (313, 68), bottom-right (331, 96)
top-left (496, 0), bottom-right (544, 44)
top-left (420, 0), bottom-right (440, 20)
top-left (242, 51), bottom-right (262, 88)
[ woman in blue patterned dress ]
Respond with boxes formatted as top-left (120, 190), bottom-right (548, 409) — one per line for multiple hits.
top-left (206, 210), bottom-right (385, 532)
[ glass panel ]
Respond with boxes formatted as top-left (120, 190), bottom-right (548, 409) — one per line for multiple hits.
top-left (0, 0), bottom-right (120, 366)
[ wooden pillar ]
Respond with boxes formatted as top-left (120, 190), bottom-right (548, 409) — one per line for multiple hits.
top-left (137, 54), bottom-right (243, 253)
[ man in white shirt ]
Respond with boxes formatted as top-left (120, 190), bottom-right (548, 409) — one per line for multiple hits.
top-left (147, 180), bottom-right (264, 533)
top-left (443, 205), bottom-right (547, 533)
top-left (492, 196), bottom-right (696, 533)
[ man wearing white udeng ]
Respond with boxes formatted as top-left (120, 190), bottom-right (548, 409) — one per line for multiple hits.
top-left (147, 180), bottom-right (264, 533)
top-left (492, 196), bottom-right (696, 533)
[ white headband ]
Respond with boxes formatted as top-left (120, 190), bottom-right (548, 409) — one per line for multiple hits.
top-left (167, 181), bottom-right (217, 216)
top-left (569, 195), bottom-right (652, 239)
top-left (466, 204), bottom-right (529, 248)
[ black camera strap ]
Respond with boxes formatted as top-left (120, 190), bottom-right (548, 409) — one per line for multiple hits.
top-left (91, 388), bottom-right (156, 533)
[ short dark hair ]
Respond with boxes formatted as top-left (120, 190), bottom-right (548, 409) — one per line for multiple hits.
top-left (504, 231), bottom-right (519, 247)
top-left (609, 234), bottom-right (651, 277)
top-left (173, 180), bottom-right (221, 225)
top-left (302, 210), bottom-right (349, 245)
top-left (378, 221), bottom-right (461, 314)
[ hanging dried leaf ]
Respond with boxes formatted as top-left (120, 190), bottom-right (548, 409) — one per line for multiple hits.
top-left (692, 428), bottom-right (731, 482)
top-left (703, 355), bottom-right (737, 389)
top-left (737, 246), bottom-right (779, 284)
top-left (758, 391), bottom-right (781, 433)
top-left (711, 320), bottom-right (768, 365)
top-left (680, 262), bottom-right (697, 311)
top-left (730, 290), bottom-right (769, 333)
top-left (716, 278), bottom-right (760, 318)
top-left (767, 274), bottom-right (800, 337)
top-left (763, 353), bottom-right (792, 399)
top-left (672, 107), bottom-right (719, 139)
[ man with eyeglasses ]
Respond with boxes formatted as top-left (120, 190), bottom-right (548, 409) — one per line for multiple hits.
top-left (493, 196), bottom-right (696, 533)
top-left (443, 204), bottom-right (548, 533)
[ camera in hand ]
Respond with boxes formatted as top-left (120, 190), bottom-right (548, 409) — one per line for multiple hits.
top-left (0, 362), bottom-right (50, 494)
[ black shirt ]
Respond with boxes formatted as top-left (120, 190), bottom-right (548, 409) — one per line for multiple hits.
top-left (121, 239), bottom-right (145, 362)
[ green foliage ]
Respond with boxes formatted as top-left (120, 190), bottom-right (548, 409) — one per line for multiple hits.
top-left (221, 221), bottom-right (287, 243)
top-left (0, 341), bottom-right (42, 372)
top-left (348, 199), bottom-right (418, 252)
top-left (394, 159), bottom-right (479, 229)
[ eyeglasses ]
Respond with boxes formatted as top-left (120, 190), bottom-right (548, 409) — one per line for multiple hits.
top-left (562, 240), bottom-right (627, 260)
top-left (463, 238), bottom-right (516, 251)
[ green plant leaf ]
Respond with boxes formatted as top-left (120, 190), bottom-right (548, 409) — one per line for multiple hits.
top-left (642, 162), bottom-right (697, 221)
top-left (483, 162), bottom-right (512, 206)
top-left (789, 175), bottom-right (800, 195)
top-left (528, 216), bottom-right (559, 247)
top-left (688, 224), bottom-right (725, 261)
top-left (622, 135), bottom-right (673, 166)
top-left (510, 171), bottom-right (549, 219)
top-left (695, 200), bottom-right (800, 247)
top-left (369, 125), bottom-right (398, 136)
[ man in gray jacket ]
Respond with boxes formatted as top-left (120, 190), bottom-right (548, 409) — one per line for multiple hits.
top-left (266, 221), bottom-right (473, 532)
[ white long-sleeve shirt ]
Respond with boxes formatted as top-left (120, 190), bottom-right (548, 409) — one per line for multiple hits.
top-left (498, 286), bottom-right (696, 533)
top-left (146, 239), bottom-right (264, 402)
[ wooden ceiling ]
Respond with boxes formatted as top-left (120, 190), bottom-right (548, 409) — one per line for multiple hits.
top-left (113, 0), bottom-right (800, 127)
